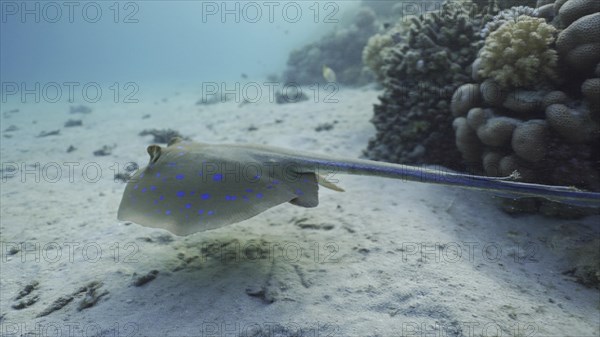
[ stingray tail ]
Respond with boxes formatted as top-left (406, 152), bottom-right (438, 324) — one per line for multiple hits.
top-left (438, 172), bottom-right (600, 208)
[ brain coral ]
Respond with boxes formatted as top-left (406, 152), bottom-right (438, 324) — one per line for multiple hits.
top-left (511, 120), bottom-right (549, 162)
top-left (546, 103), bottom-right (599, 142)
top-left (558, 0), bottom-right (600, 26)
top-left (556, 12), bottom-right (600, 73)
top-left (582, 77), bottom-right (600, 109)
top-left (478, 15), bottom-right (558, 88)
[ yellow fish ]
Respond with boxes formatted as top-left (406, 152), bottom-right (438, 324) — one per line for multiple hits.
top-left (322, 65), bottom-right (336, 82)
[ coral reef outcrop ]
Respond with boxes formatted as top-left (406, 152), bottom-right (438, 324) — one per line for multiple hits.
top-left (364, 2), bottom-right (487, 169)
top-left (359, 0), bottom-right (598, 214)
top-left (450, 0), bottom-right (600, 196)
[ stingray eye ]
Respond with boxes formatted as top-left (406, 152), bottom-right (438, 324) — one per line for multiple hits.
top-left (147, 145), bottom-right (163, 164)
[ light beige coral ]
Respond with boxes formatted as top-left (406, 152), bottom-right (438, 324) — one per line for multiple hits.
top-left (478, 16), bottom-right (558, 88)
top-left (362, 33), bottom-right (395, 81)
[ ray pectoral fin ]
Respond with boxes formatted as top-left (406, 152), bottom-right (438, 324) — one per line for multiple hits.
top-left (316, 173), bottom-right (344, 192)
top-left (288, 173), bottom-right (320, 208)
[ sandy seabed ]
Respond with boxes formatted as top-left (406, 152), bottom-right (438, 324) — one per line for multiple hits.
top-left (1, 86), bottom-right (599, 337)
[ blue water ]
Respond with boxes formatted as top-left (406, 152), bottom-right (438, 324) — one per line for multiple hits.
top-left (1, 1), bottom-right (359, 86)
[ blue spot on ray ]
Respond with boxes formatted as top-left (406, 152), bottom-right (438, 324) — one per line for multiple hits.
top-left (198, 209), bottom-right (204, 215)
top-left (141, 187), bottom-right (147, 193)
top-left (156, 173), bottom-right (161, 178)
top-left (133, 184), bottom-right (139, 190)
top-left (176, 191), bottom-right (185, 197)
top-left (201, 193), bottom-right (211, 200)
top-left (150, 185), bottom-right (157, 191)
top-left (185, 203), bottom-right (192, 209)
top-left (256, 193), bottom-right (263, 199)
top-left (207, 210), bottom-right (214, 215)
top-left (159, 195), bottom-right (165, 200)
top-left (213, 173), bottom-right (223, 181)
top-left (165, 210), bottom-right (171, 215)
top-left (246, 188), bottom-right (253, 193)
top-left (176, 174), bottom-right (184, 180)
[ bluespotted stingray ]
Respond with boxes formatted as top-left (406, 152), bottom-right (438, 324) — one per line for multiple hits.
top-left (118, 138), bottom-right (600, 235)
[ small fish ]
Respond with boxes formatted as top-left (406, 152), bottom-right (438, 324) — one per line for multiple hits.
top-left (118, 139), bottom-right (600, 235)
top-left (322, 65), bottom-right (336, 83)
